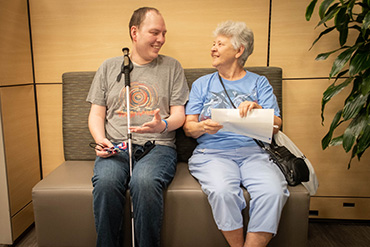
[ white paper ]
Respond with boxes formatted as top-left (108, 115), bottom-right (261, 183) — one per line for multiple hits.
top-left (211, 108), bottom-right (274, 143)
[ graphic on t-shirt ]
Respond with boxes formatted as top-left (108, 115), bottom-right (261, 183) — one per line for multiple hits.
top-left (200, 89), bottom-right (255, 121)
top-left (116, 81), bottom-right (158, 117)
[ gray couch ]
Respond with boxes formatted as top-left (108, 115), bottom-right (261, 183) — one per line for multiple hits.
top-left (32, 67), bottom-right (310, 247)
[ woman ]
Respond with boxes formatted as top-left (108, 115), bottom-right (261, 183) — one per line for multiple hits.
top-left (183, 21), bottom-right (289, 247)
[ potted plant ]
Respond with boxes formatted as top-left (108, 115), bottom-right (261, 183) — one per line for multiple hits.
top-left (305, 0), bottom-right (370, 167)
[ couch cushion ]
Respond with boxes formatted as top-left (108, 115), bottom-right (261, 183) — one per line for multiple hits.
top-left (33, 159), bottom-right (309, 247)
top-left (62, 72), bottom-right (96, 161)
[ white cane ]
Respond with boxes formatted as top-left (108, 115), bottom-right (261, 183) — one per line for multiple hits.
top-left (118, 47), bottom-right (135, 247)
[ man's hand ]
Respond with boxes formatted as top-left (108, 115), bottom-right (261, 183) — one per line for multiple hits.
top-left (94, 138), bottom-right (115, 158)
top-left (130, 109), bottom-right (166, 133)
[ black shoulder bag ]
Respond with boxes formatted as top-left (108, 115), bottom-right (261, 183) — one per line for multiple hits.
top-left (217, 73), bottom-right (309, 186)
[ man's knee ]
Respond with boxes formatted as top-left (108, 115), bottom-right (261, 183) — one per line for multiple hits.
top-left (130, 173), bottom-right (163, 196)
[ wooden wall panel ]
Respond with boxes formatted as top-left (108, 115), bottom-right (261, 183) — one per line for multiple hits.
top-left (159, 0), bottom-right (270, 69)
top-left (283, 79), bottom-right (370, 197)
top-left (270, 0), bottom-right (348, 78)
top-left (270, 0), bottom-right (370, 218)
top-left (0, 0), bottom-right (37, 242)
top-left (310, 197), bottom-right (370, 220)
top-left (11, 202), bottom-right (34, 240)
top-left (31, 0), bottom-right (271, 174)
top-left (36, 84), bottom-right (64, 177)
top-left (0, 105), bottom-right (12, 244)
top-left (30, 0), bottom-right (270, 83)
top-left (0, 0), bottom-right (33, 86)
top-left (0, 85), bottom-right (40, 216)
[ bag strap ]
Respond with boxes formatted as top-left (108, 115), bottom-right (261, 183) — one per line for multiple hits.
top-left (218, 73), bottom-right (237, 109)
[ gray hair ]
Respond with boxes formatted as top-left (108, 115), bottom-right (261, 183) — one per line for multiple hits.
top-left (213, 21), bottom-right (254, 66)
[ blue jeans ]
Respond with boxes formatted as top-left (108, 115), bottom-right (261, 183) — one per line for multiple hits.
top-left (92, 144), bottom-right (177, 247)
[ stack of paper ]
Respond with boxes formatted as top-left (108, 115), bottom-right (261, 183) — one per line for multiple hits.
top-left (211, 108), bottom-right (274, 143)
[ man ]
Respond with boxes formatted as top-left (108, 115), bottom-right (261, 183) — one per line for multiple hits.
top-left (87, 7), bottom-right (189, 247)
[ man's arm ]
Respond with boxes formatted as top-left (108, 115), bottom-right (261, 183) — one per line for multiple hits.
top-left (165, 105), bottom-right (186, 132)
top-left (88, 104), bottom-right (114, 157)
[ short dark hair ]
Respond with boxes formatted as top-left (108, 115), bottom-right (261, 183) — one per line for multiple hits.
top-left (129, 7), bottom-right (161, 40)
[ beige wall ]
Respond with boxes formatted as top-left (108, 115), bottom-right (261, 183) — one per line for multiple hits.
top-left (30, 0), bottom-right (271, 176)
top-left (30, 0), bottom-right (270, 84)
top-left (1, 0), bottom-right (367, 220)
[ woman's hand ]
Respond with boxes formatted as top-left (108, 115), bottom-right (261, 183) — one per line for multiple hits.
top-left (183, 114), bottom-right (223, 139)
top-left (238, 101), bottom-right (282, 134)
top-left (201, 119), bottom-right (223, 135)
top-left (238, 101), bottom-right (262, 117)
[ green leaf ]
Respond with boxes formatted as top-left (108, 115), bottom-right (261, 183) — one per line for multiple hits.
top-left (310, 26), bottom-right (336, 50)
top-left (344, 76), bottom-right (361, 106)
top-left (357, 121), bottom-right (370, 154)
top-left (306, 0), bottom-right (318, 21)
top-left (329, 46), bottom-right (357, 78)
top-left (319, 0), bottom-right (336, 19)
top-left (348, 143), bottom-right (358, 169)
top-left (321, 77), bottom-right (353, 122)
top-left (342, 93), bottom-right (369, 121)
top-left (315, 46), bottom-right (342, 60)
top-left (322, 78), bottom-right (353, 103)
top-left (339, 27), bottom-right (349, 46)
top-left (343, 113), bottom-right (368, 152)
top-left (329, 135), bottom-right (343, 146)
top-left (355, 148), bottom-right (367, 162)
top-left (322, 109), bottom-right (343, 149)
top-left (349, 50), bottom-right (370, 76)
top-left (316, 4), bottom-right (341, 27)
top-left (349, 24), bottom-right (362, 32)
top-left (348, 0), bottom-right (356, 9)
top-left (362, 10), bottom-right (370, 36)
top-left (335, 7), bottom-right (350, 46)
top-left (361, 72), bottom-right (370, 95)
top-left (334, 69), bottom-right (349, 82)
top-left (334, 7), bottom-right (348, 30)
top-left (350, 119), bottom-right (370, 166)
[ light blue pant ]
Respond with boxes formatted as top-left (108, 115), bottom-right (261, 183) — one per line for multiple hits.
top-left (188, 145), bottom-right (289, 234)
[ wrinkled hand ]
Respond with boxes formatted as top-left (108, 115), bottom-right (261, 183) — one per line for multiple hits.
top-left (238, 101), bottom-right (262, 117)
top-left (95, 138), bottom-right (115, 158)
top-left (130, 109), bottom-right (165, 134)
top-left (201, 119), bottom-right (223, 135)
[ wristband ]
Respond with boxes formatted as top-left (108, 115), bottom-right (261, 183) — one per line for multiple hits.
top-left (160, 119), bottom-right (168, 134)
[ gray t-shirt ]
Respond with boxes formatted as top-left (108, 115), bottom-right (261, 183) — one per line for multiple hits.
top-left (86, 55), bottom-right (189, 148)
